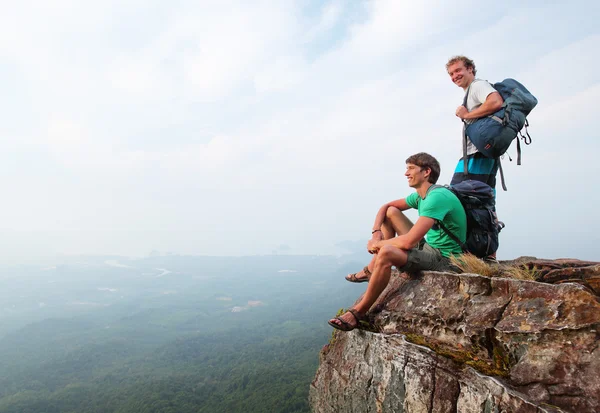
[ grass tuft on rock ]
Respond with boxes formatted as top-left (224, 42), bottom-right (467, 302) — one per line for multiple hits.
top-left (450, 253), bottom-right (501, 277)
top-left (502, 265), bottom-right (541, 281)
top-left (450, 253), bottom-right (541, 281)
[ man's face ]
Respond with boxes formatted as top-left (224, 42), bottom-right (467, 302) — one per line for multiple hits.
top-left (405, 163), bottom-right (428, 188)
top-left (447, 61), bottom-right (474, 89)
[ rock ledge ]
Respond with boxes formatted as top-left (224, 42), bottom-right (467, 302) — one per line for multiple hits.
top-left (310, 258), bottom-right (600, 413)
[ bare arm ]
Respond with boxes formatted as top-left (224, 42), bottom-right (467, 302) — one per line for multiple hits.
top-left (371, 199), bottom-right (410, 233)
top-left (456, 91), bottom-right (504, 120)
top-left (372, 216), bottom-right (434, 251)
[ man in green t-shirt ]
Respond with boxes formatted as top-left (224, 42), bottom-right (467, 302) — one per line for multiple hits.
top-left (329, 152), bottom-right (467, 332)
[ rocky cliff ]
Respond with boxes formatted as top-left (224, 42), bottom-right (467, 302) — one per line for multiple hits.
top-left (310, 258), bottom-right (600, 413)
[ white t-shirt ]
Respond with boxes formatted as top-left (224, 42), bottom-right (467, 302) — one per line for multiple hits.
top-left (464, 79), bottom-right (496, 155)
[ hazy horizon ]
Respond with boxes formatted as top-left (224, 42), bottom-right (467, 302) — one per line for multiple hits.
top-left (0, 252), bottom-right (357, 412)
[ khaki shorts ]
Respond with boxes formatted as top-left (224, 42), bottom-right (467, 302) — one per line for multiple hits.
top-left (401, 242), bottom-right (453, 272)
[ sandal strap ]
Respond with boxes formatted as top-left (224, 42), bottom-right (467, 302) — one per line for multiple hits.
top-left (336, 317), bottom-right (352, 329)
top-left (346, 267), bottom-right (370, 282)
top-left (348, 308), bottom-right (364, 323)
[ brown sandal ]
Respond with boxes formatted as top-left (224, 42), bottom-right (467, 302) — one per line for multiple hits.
top-left (345, 266), bottom-right (371, 283)
top-left (328, 309), bottom-right (366, 331)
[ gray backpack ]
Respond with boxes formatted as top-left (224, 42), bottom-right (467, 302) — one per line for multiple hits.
top-left (462, 78), bottom-right (538, 190)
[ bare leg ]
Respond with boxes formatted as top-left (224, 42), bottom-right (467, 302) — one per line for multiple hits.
top-left (384, 206), bottom-right (413, 236)
top-left (332, 245), bottom-right (409, 328)
top-left (347, 207), bottom-right (414, 282)
top-left (385, 206), bottom-right (424, 248)
top-left (332, 208), bottom-right (419, 327)
top-left (354, 246), bottom-right (408, 313)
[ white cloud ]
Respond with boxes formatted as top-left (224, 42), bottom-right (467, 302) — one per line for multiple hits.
top-left (253, 55), bottom-right (307, 93)
top-left (1, 0), bottom-right (599, 260)
top-left (46, 117), bottom-right (85, 147)
top-left (303, 1), bottom-right (343, 43)
top-left (532, 82), bottom-right (600, 139)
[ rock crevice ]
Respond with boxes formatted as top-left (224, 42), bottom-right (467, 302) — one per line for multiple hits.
top-left (310, 258), bottom-right (600, 413)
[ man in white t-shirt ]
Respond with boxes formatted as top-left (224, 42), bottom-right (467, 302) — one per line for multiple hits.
top-left (446, 56), bottom-right (503, 189)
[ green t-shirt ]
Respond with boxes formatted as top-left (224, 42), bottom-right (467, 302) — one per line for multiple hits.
top-left (405, 187), bottom-right (467, 257)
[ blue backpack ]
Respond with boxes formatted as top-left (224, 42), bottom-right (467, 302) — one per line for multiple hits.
top-left (462, 79), bottom-right (538, 190)
top-left (434, 180), bottom-right (503, 258)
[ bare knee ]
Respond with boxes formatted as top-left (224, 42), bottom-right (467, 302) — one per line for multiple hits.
top-left (376, 245), bottom-right (409, 269)
top-left (377, 245), bottom-right (399, 268)
top-left (384, 205), bottom-right (413, 236)
top-left (386, 206), bottom-right (401, 219)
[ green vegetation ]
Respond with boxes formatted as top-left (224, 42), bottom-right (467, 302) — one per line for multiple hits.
top-left (0, 254), bottom-right (366, 412)
top-left (0, 328), bottom-right (322, 413)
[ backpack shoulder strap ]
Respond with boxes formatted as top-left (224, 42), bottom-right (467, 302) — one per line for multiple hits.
top-left (462, 80), bottom-right (477, 107)
top-left (430, 185), bottom-right (467, 252)
top-left (424, 184), bottom-right (447, 199)
top-left (461, 82), bottom-right (475, 176)
top-left (437, 220), bottom-right (467, 253)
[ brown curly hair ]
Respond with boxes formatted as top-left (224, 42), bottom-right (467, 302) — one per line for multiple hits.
top-left (446, 55), bottom-right (476, 76)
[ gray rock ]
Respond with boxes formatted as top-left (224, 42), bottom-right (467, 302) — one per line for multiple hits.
top-left (311, 259), bottom-right (600, 413)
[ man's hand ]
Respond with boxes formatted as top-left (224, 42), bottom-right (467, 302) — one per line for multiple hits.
top-left (367, 231), bottom-right (383, 254)
top-left (367, 238), bottom-right (380, 254)
top-left (455, 105), bottom-right (469, 119)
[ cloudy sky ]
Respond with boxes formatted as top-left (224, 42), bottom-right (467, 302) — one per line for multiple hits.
top-left (1, 0), bottom-right (598, 262)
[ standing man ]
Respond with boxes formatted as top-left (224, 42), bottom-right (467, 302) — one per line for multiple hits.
top-left (446, 56), bottom-right (503, 189)
top-left (328, 153), bottom-right (466, 332)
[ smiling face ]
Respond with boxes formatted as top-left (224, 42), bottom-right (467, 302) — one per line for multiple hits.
top-left (447, 60), bottom-right (474, 89)
top-left (405, 163), bottom-right (430, 188)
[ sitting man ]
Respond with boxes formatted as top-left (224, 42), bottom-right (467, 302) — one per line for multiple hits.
top-left (329, 152), bottom-right (467, 331)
